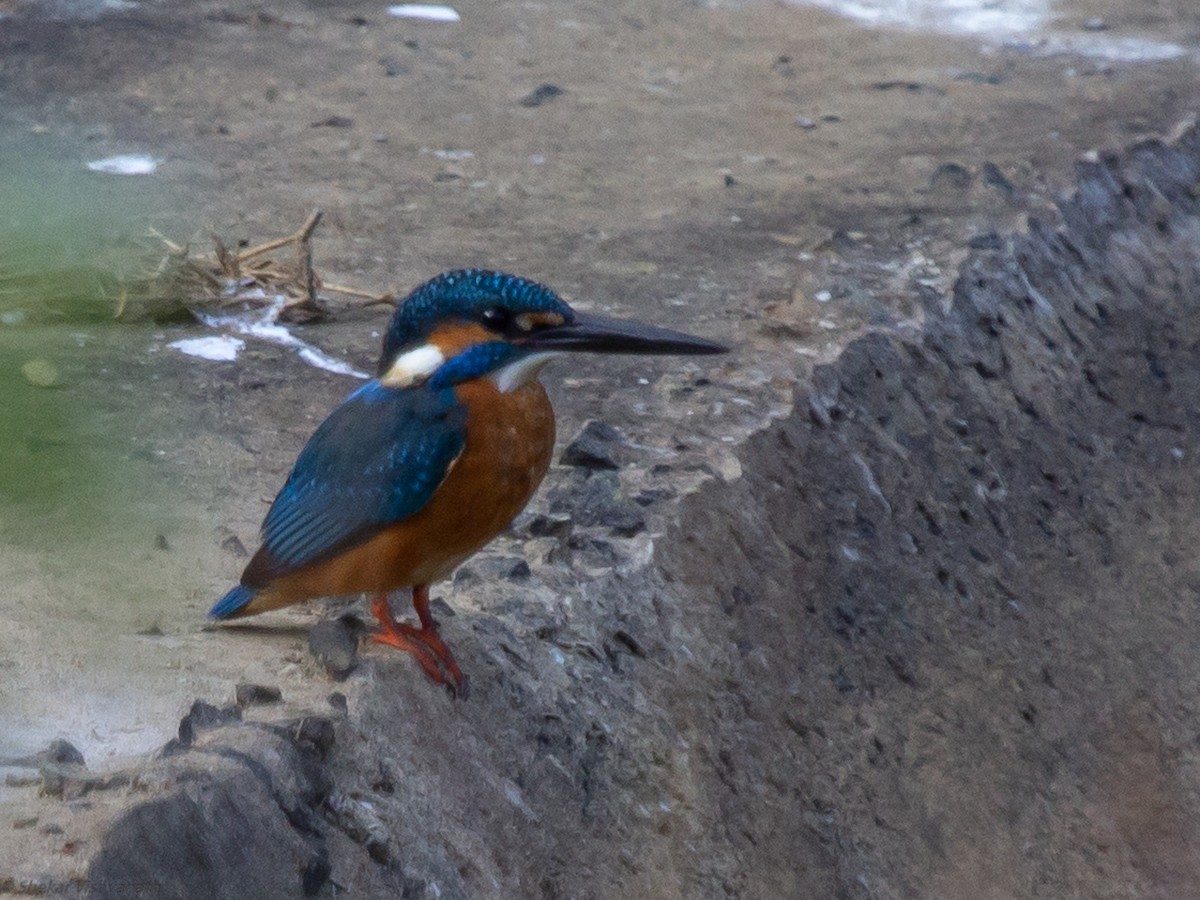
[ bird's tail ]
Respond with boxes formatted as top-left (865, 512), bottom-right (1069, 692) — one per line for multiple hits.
top-left (209, 584), bottom-right (256, 620)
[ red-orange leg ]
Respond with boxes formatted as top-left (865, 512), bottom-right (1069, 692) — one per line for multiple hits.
top-left (370, 589), bottom-right (467, 697)
top-left (370, 594), bottom-right (445, 685)
top-left (409, 585), bottom-right (466, 692)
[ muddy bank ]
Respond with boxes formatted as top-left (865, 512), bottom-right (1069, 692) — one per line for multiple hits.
top-left (3, 0), bottom-right (1200, 775)
top-left (2, 0), bottom-right (1200, 896)
top-left (35, 123), bottom-right (1199, 898)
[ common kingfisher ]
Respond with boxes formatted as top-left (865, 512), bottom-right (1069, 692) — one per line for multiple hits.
top-left (211, 269), bottom-right (726, 695)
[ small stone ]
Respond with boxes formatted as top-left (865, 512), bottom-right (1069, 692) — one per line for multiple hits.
top-left (526, 512), bottom-right (573, 542)
top-left (327, 692), bottom-right (349, 715)
top-left (831, 668), bottom-right (855, 694)
top-left (21, 359), bottom-right (59, 388)
top-left (294, 717), bottom-right (336, 760)
top-left (154, 534), bottom-right (170, 551)
top-left (872, 80), bottom-right (933, 93)
top-left (930, 162), bottom-right (972, 191)
top-left (723, 173), bottom-right (737, 186)
top-left (520, 83), bottom-right (565, 107)
top-left (561, 420), bottom-right (625, 470)
top-left (311, 115), bottom-right (354, 128)
top-left (41, 766), bottom-right (130, 800)
top-left (308, 619), bottom-right (359, 680)
top-left (1083, 16), bottom-right (1108, 31)
top-left (795, 116), bottom-right (817, 130)
top-left (221, 534), bottom-right (249, 557)
top-left (235, 683), bottom-right (283, 708)
top-left (458, 555), bottom-right (531, 584)
top-left (553, 470), bottom-right (645, 537)
top-left (600, 506), bottom-right (646, 538)
top-left (982, 161), bottom-right (1015, 195)
top-left (44, 739), bottom-right (85, 767)
top-left (612, 629), bottom-right (644, 657)
top-left (177, 700), bottom-right (242, 747)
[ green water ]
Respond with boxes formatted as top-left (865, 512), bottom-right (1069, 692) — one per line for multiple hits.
top-left (0, 142), bottom-right (173, 543)
top-left (0, 141), bottom-right (233, 767)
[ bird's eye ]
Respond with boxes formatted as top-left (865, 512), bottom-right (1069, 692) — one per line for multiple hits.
top-left (480, 306), bottom-right (511, 332)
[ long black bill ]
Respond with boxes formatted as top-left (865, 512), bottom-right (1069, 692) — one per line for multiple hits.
top-left (522, 311), bottom-right (728, 356)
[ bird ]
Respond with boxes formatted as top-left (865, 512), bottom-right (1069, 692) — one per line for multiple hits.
top-left (210, 268), bottom-right (726, 695)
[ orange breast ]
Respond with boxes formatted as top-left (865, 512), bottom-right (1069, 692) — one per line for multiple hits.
top-left (254, 378), bottom-right (556, 611)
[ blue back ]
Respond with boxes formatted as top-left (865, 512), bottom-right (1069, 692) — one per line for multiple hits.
top-left (379, 269), bottom-right (573, 371)
top-left (239, 379), bottom-right (467, 587)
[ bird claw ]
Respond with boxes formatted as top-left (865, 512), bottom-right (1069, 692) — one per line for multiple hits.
top-left (370, 594), bottom-right (467, 697)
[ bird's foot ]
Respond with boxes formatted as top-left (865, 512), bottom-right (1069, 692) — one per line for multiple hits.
top-left (370, 595), bottom-right (468, 698)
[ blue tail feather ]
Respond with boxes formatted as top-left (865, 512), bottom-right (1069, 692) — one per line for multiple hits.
top-left (210, 584), bottom-right (256, 620)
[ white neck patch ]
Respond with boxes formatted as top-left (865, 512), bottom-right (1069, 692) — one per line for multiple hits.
top-left (380, 343), bottom-right (445, 388)
top-left (490, 351), bottom-right (560, 393)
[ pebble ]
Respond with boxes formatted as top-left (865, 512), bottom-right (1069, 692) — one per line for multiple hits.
top-left (294, 717), bottom-right (336, 760)
top-left (561, 420), bottom-right (625, 470)
top-left (553, 471), bottom-right (646, 537)
top-left (982, 161), bottom-right (1015, 195)
top-left (235, 683), bottom-right (283, 708)
top-left (526, 512), bottom-right (573, 542)
top-left (520, 83), bottom-right (565, 108)
top-left (43, 739), bottom-right (85, 767)
top-left (308, 619), bottom-right (359, 680)
top-left (930, 162), bottom-right (972, 191)
top-left (221, 534), bottom-right (249, 557)
top-left (176, 701), bottom-right (242, 748)
top-left (21, 359), bottom-right (59, 388)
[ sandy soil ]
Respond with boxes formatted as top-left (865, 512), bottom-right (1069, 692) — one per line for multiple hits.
top-left (0, 0), bottom-right (1198, 894)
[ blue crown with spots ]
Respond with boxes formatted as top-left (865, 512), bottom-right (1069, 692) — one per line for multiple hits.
top-left (378, 269), bottom-right (573, 373)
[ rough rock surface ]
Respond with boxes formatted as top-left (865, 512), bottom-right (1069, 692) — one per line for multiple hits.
top-left (74, 127), bottom-right (1200, 897)
top-left (86, 705), bottom-right (401, 900)
top-left (652, 130), bottom-right (1200, 897)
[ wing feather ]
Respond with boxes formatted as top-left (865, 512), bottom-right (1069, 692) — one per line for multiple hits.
top-left (241, 380), bottom-right (466, 587)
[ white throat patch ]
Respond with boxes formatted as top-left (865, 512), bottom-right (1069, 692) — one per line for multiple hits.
top-left (490, 351), bottom-right (560, 393)
top-left (380, 344), bottom-right (445, 388)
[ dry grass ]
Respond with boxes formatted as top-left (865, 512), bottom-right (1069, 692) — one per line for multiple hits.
top-left (114, 209), bottom-right (396, 323)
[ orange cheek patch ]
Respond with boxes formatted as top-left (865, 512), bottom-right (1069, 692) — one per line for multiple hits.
top-left (427, 322), bottom-right (496, 356)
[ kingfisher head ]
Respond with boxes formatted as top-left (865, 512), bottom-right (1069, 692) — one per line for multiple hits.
top-left (377, 269), bottom-right (726, 392)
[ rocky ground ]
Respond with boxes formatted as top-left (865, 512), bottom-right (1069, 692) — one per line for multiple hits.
top-left (2, 0), bottom-right (1200, 898)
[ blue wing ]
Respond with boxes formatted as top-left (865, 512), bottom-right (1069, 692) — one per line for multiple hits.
top-left (240, 379), bottom-right (466, 587)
